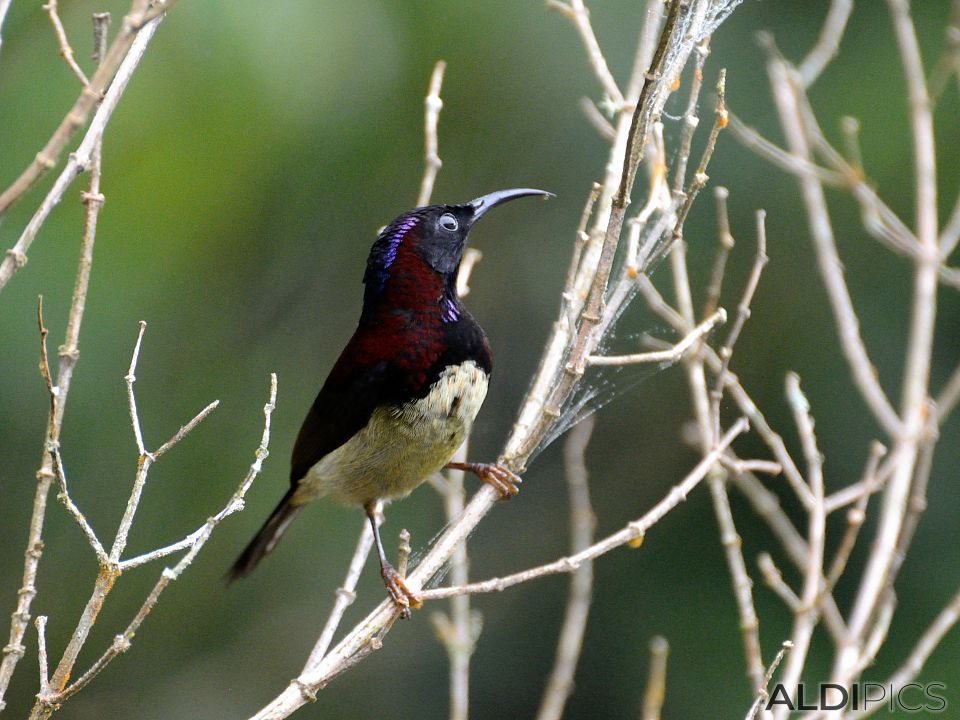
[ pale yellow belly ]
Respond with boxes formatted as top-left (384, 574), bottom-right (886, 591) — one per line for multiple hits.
top-left (292, 361), bottom-right (489, 506)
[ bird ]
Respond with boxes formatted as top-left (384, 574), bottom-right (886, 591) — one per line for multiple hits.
top-left (226, 188), bottom-right (552, 614)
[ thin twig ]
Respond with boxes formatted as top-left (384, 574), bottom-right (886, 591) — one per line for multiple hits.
top-left (562, 183), bottom-right (601, 312)
top-left (397, 529), bottom-right (412, 580)
top-left (536, 417), bottom-right (596, 720)
top-left (578, 97), bottom-right (616, 139)
top-left (431, 452), bottom-right (477, 720)
top-left (305, 520), bottom-right (374, 668)
top-left (703, 186), bottom-right (735, 318)
top-left (92, 13), bottom-right (111, 66)
top-left (587, 308), bottom-right (725, 366)
top-left (758, 553), bottom-right (801, 612)
top-left (635, 278), bottom-right (812, 508)
top-left (48, 444), bottom-right (108, 562)
top-left (928, 0), bottom-right (960, 104)
top-left (744, 641), bottom-right (792, 720)
top-left (35, 616), bottom-right (49, 694)
top-left (721, 458), bottom-right (781, 476)
top-left (935, 359), bottom-right (960, 424)
top-left (797, 0), bottom-right (853, 87)
top-left (153, 400), bottom-right (221, 459)
top-left (548, 0), bottom-right (625, 108)
top-left (774, 374), bottom-right (826, 720)
top-left (124, 321), bottom-right (148, 457)
top-left (0, 69), bottom-right (109, 698)
top-left (710, 210), bottom-right (768, 444)
top-left (710, 474), bottom-right (764, 693)
top-left (824, 442), bottom-right (885, 590)
top-left (44, 0), bottom-right (91, 86)
top-left (416, 60), bottom-right (446, 207)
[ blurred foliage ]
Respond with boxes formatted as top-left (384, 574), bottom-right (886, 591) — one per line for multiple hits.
top-left (0, 1), bottom-right (958, 718)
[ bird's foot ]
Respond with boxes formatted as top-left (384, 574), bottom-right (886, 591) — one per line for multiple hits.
top-left (446, 461), bottom-right (522, 500)
top-left (381, 562), bottom-right (421, 620)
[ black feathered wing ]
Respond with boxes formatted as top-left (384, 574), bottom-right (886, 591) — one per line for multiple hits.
top-left (288, 357), bottom-right (394, 483)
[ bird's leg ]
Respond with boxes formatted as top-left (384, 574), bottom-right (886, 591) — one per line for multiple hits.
top-left (364, 501), bottom-right (421, 619)
top-left (445, 462), bottom-right (522, 500)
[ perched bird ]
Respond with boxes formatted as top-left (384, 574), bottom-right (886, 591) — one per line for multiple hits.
top-left (227, 188), bottom-right (551, 613)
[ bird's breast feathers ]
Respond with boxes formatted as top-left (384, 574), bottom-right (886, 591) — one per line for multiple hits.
top-left (293, 360), bottom-right (489, 506)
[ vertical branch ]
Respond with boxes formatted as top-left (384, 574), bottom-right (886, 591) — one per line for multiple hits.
top-left (839, 0), bottom-right (939, 677)
top-left (0, 15), bottom-right (113, 695)
top-left (710, 476), bottom-right (765, 694)
top-left (535, 417), bottom-right (596, 720)
top-left (416, 60), bottom-right (446, 208)
top-left (774, 374), bottom-right (825, 720)
top-left (430, 461), bottom-right (477, 720)
top-left (641, 636), bottom-right (670, 720)
top-left (304, 521), bottom-right (374, 668)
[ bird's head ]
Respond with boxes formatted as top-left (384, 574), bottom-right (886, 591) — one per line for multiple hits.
top-left (363, 188), bottom-right (552, 304)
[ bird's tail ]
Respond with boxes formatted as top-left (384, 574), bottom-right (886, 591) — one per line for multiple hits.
top-left (225, 488), bottom-right (302, 583)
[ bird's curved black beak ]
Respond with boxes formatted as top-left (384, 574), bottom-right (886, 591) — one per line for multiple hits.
top-left (468, 188), bottom-right (553, 222)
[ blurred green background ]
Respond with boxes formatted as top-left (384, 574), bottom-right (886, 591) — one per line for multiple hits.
top-left (1, 1), bottom-right (959, 718)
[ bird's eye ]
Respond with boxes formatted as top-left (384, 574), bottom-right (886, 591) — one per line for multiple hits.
top-left (439, 213), bottom-right (459, 232)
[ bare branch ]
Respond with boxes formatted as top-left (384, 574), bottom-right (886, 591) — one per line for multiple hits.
top-left (757, 553), bottom-right (801, 612)
top-left (416, 60), bottom-right (446, 207)
top-left (0, 2), bottom-right (167, 292)
top-left (431, 453), bottom-right (477, 720)
top-left (641, 636), bottom-right (669, 720)
top-left (548, 0), bottom-right (625, 108)
top-left (824, 442), bottom-right (885, 590)
top-left (304, 521), bottom-right (374, 668)
top-left (578, 97), bottom-right (616, 140)
top-left (48, 444), bottom-right (108, 563)
top-left (797, 0), bottom-right (853, 87)
top-left (91, 13), bottom-right (111, 66)
top-left (124, 321), bottom-right (148, 457)
top-left (153, 400), bottom-right (220, 460)
top-left (35, 374), bottom-right (276, 712)
top-left (710, 210), bottom-right (768, 444)
top-left (721, 458), bottom-right (782, 476)
top-left (857, 586), bottom-right (960, 719)
top-left (744, 641), bottom-right (792, 720)
top-left (44, 0), bottom-right (91, 86)
top-left (250, 6), bottom-right (747, 716)
top-left (837, 1), bottom-right (940, 683)
top-left (935, 358), bottom-right (960, 424)
top-left (710, 474), bottom-right (764, 693)
top-left (703, 186), bottom-right (735, 318)
top-left (536, 417), bottom-right (596, 720)
top-left (34, 617), bottom-right (49, 695)
top-left (587, 308), bottom-right (725, 366)
top-left (774, 374), bottom-right (826, 720)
